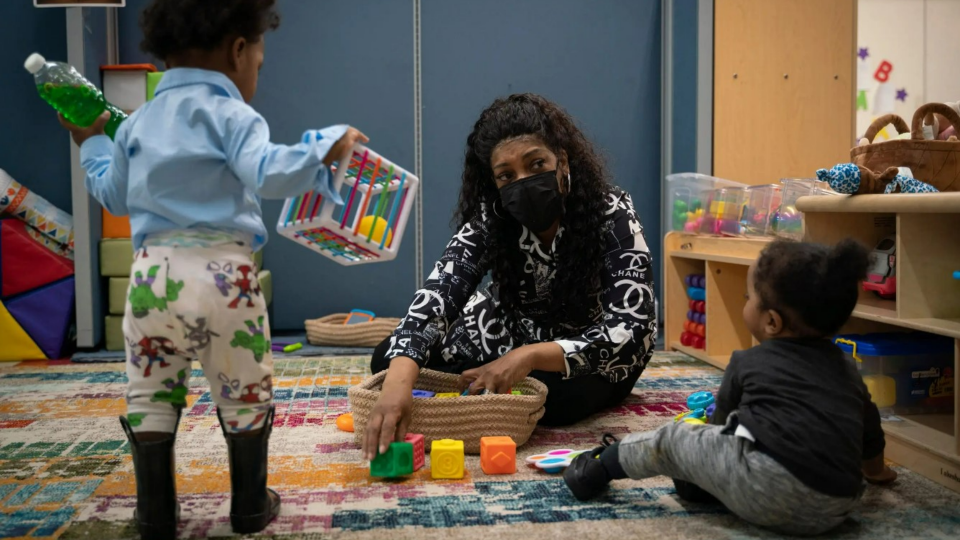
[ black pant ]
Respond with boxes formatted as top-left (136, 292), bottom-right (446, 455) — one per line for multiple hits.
top-left (370, 338), bottom-right (640, 426)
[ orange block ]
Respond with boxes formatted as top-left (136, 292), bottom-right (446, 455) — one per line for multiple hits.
top-left (102, 208), bottom-right (131, 239)
top-left (480, 436), bottom-right (516, 475)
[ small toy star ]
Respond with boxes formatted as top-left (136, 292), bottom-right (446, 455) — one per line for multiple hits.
top-left (858, 47), bottom-right (869, 61)
top-left (896, 88), bottom-right (908, 101)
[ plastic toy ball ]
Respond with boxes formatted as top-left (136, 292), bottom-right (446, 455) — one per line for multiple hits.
top-left (336, 413), bottom-right (354, 432)
top-left (357, 215), bottom-right (393, 245)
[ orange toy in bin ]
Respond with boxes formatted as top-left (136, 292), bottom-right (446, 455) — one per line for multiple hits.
top-left (102, 208), bottom-right (131, 239)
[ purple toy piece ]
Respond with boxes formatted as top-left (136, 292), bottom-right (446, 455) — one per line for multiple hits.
top-left (412, 390), bottom-right (436, 398)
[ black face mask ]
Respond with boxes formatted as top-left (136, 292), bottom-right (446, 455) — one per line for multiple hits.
top-left (498, 170), bottom-right (563, 233)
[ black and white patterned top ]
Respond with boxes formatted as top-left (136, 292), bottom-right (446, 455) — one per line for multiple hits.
top-left (385, 187), bottom-right (657, 383)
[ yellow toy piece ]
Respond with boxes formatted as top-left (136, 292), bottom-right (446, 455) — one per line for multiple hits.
top-left (0, 300), bottom-right (45, 361)
top-left (682, 417), bottom-right (706, 425)
top-left (862, 375), bottom-right (896, 409)
top-left (435, 392), bottom-right (460, 398)
top-left (357, 215), bottom-right (393, 245)
top-left (431, 439), bottom-right (465, 479)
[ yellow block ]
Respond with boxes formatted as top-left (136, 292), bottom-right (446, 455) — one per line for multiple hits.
top-left (0, 300), bottom-right (45, 361)
top-left (435, 392), bottom-right (460, 398)
top-left (430, 439), bottom-right (464, 479)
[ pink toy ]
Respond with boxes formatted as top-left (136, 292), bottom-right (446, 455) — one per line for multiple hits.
top-left (404, 433), bottom-right (425, 471)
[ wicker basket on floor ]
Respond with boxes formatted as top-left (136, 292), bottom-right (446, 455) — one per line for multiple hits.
top-left (304, 314), bottom-right (400, 348)
top-left (348, 368), bottom-right (547, 454)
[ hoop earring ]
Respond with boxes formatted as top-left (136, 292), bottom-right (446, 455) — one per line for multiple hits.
top-left (492, 198), bottom-right (506, 219)
top-left (566, 172), bottom-right (572, 193)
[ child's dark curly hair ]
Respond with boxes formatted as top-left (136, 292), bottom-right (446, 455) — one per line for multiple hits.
top-left (754, 239), bottom-right (870, 336)
top-left (140, 0), bottom-right (280, 60)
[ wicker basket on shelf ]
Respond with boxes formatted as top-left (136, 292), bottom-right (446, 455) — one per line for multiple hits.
top-left (348, 368), bottom-right (547, 454)
top-left (304, 313), bottom-right (400, 347)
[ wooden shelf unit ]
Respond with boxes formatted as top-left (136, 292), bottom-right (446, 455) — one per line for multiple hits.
top-left (663, 192), bottom-right (960, 492)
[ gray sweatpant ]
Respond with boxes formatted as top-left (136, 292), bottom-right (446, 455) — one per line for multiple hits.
top-left (618, 414), bottom-right (863, 536)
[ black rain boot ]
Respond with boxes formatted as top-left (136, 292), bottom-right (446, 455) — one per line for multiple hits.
top-left (119, 413), bottom-right (180, 540)
top-left (563, 433), bottom-right (624, 501)
top-left (218, 406), bottom-right (281, 534)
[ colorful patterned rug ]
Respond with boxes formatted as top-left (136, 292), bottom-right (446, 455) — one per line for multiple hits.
top-left (1, 352), bottom-right (958, 540)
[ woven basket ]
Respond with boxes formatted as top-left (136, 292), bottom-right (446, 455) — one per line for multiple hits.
top-left (348, 368), bottom-right (547, 454)
top-left (852, 103), bottom-right (960, 192)
top-left (304, 314), bottom-right (401, 347)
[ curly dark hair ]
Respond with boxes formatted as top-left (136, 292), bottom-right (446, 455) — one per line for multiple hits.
top-left (754, 239), bottom-right (870, 336)
top-left (456, 94), bottom-right (612, 330)
top-left (139, 0), bottom-right (280, 60)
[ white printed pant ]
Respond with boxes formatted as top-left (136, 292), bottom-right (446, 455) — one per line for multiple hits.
top-left (122, 242), bottom-right (273, 434)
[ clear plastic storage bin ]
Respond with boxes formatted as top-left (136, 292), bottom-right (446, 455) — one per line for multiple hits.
top-left (834, 332), bottom-right (954, 415)
top-left (665, 173), bottom-right (745, 234)
top-left (699, 187), bottom-right (747, 236)
top-left (771, 178), bottom-right (839, 240)
top-left (740, 184), bottom-right (783, 237)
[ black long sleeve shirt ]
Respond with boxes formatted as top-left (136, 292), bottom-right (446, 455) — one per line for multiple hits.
top-left (712, 338), bottom-right (885, 498)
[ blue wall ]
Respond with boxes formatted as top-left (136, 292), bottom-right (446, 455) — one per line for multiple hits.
top-left (113, 0), bottom-right (664, 330)
top-left (0, 4), bottom-right (71, 213)
top-left (420, 0), bottom-right (663, 277)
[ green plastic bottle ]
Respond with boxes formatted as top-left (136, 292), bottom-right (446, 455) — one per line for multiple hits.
top-left (25, 52), bottom-right (127, 140)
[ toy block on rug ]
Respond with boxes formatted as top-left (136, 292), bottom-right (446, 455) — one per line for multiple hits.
top-left (480, 436), bottom-right (517, 475)
top-left (370, 441), bottom-right (414, 478)
top-left (6, 277), bottom-right (75, 359)
top-left (0, 299), bottom-right (44, 361)
top-left (0, 219), bottom-right (74, 298)
top-left (431, 439), bottom-right (465, 479)
top-left (404, 433), bottom-right (425, 471)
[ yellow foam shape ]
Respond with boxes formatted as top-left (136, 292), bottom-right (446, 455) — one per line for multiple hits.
top-left (862, 375), bottom-right (896, 409)
top-left (0, 300), bottom-right (45, 361)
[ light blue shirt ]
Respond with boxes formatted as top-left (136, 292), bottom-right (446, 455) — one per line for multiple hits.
top-left (80, 68), bottom-right (346, 251)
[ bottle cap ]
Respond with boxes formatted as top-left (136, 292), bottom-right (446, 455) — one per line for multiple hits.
top-left (24, 53), bottom-right (46, 74)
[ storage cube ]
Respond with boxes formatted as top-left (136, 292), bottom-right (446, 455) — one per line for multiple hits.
top-left (105, 315), bottom-right (124, 351)
top-left (740, 184), bottom-right (783, 237)
top-left (835, 332), bottom-right (954, 415)
top-left (109, 277), bottom-right (129, 315)
top-left (665, 173), bottom-right (746, 234)
top-left (699, 187), bottom-right (747, 236)
top-left (100, 239), bottom-right (134, 277)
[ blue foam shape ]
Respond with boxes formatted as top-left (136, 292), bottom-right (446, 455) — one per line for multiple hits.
top-left (7, 277), bottom-right (75, 359)
top-left (412, 390), bottom-right (435, 398)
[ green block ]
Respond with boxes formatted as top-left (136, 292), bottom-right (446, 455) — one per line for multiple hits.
top-left (105, 315), bottom-right (124, 351)
top-left (109, 277), bottom-right (129, 315)
top-left (258, 270), bottom-right (272, 306)
top-left (100, 239), bottom-right (134, 277)
top-left (254, 249), bottom-right (263, 271)
top-left (370, 442), bottom-right (414, 477)
top-left (146, 72), bottom-right (164, 101)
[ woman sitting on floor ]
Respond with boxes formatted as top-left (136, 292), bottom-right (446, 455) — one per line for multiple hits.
top-left (362, 93), bottom-right (658, 459)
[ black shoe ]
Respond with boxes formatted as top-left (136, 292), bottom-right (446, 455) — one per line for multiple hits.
top-left (218, 406), bottom-right (281, 534)
top-left (673, 478), bottom-right (720, 503)
top-left (119, 414), bottom-right (181, 540)
top-left (563, 445), bottom-right (611, 501)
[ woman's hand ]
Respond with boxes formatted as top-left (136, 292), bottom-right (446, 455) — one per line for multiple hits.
top-left (458, 343), bottom-right (565, 395)
top-left (361, 356), bottom-right (418, 461)
top-left (58, 111), bottom-right (109, 146)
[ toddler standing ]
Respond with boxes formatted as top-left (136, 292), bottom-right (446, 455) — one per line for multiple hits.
top-left (58, 1), bottom-right (367, 538)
